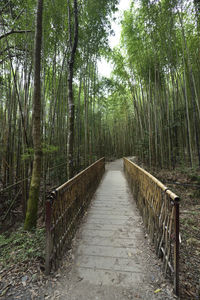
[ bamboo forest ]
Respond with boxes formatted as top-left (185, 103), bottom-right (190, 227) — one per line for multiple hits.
top-left (0, 0), bottom-right (200, 299)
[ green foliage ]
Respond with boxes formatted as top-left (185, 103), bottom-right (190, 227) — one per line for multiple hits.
top-left (42, 144), bottom-right (58, 154)
top-left (21, 148), bottom-right (34, 161)
top-left (0, 227), bottom-right (45, 268)
top-left (188, 173), bottom-right (200, 185)
top-left (21, 144), bottom-right (58, 161)
top-left (79, 0), bottom-right (119, 55)
top-left (106, 0), bottom-right (200, 167)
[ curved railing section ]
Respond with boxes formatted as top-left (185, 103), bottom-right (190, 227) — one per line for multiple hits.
top-left (123, 157), bottom-right (180, 296)
top-left (45, 157), bottom-right (105, 274)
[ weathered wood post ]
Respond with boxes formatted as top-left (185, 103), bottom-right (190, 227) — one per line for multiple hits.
top-left (45, 197), bottom-right (52, 275)
top-left (174, 198), bottom-right (180, 297)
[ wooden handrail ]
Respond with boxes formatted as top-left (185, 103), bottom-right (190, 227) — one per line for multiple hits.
top-left (123, 157), bottom-right (180, 296)
top-left (45, 158), bottom-right (105, 274)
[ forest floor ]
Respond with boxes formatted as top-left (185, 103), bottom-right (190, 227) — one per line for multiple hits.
top-left (0, 159), bottom-right (199, 300)
top-left (135, 158), bottom-right (200, 300)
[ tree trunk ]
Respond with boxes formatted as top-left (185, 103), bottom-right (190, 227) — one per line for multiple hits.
top-left (67, 0), bottom-right (78, 179)
top-left (24, 0), bottom-right (43, 230)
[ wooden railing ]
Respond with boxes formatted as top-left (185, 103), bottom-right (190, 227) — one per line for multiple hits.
top-left (123, 158), bottom-right (180, 296)
top-left (45, 158), bottom-right (105, 274)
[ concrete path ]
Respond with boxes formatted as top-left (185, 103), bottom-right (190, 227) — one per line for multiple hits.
top-left (76, 159), bottom-right (145, 286)
top-left (50, 160), bottom-right (175, 300)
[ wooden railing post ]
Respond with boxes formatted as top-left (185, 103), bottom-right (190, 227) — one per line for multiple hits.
top-left (45, 198), bottom-right (52, 275)
top-left (174, 198), bottom-right (180, 297)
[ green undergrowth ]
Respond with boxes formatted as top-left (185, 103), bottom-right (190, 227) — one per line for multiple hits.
top-left (0, 227), bottom-right (45, 269)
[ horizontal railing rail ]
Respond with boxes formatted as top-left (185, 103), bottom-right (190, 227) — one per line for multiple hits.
top-left (45, 157), bottom-right (105, 274)
top-left (123, 157), bottom-right (180, 296)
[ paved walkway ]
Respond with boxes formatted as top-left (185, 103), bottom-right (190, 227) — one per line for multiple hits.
top-left (50, 160), bottom-right (175, 300)
top-left (76, 160), bottom-right (145, 286)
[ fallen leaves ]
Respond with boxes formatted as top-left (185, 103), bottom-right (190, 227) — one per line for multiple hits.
top-left (0, 259), bottom-right (47, 299)
top-left (21, 275), bottom-right (28, 287)
top-left (186, 237), bottom-right (200, 247)
top-left (0, 284), bottom-right (11, 297)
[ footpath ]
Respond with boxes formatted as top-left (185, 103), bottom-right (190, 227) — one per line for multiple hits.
top-left (46, 159), bottom-right (176, 300)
